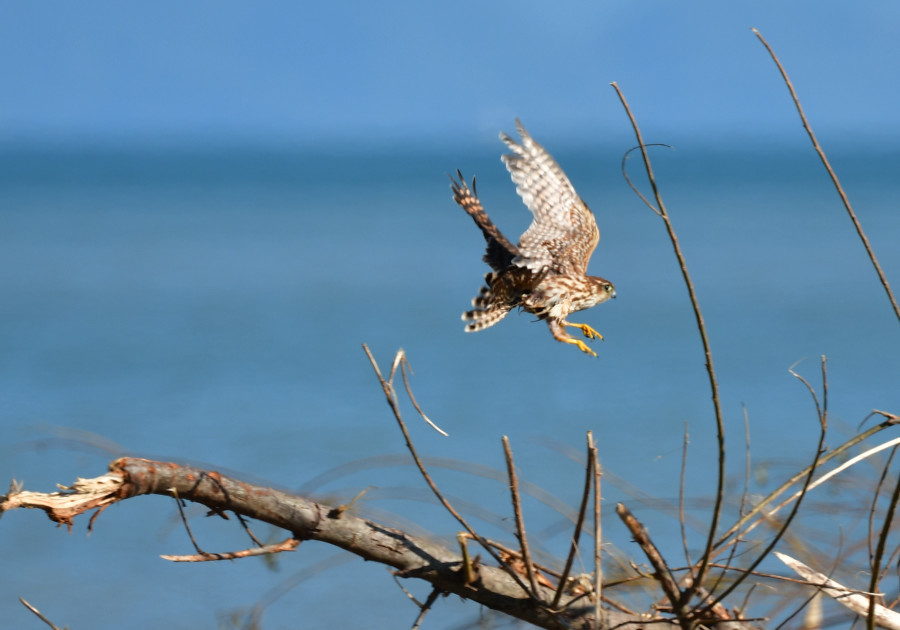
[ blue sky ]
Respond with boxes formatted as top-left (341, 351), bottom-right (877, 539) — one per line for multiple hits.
top-left (1, 2), bottom-right (898, 148)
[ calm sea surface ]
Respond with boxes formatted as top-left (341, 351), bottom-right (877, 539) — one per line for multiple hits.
top-left (1, 144), bottom-right (899, 627)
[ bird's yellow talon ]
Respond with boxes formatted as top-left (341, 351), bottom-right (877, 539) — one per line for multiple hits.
top-left (564, 338), bottom-right (598, 357)
top-left (566, 322), bottom-right (604, 342)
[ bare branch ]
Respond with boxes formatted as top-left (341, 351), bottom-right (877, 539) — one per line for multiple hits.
top-left (714, 416), bottom-right (900, 553)
top-left (411, 587), bottom-right (442, 630)
top-left (161, 538), bottom-right (300, 562)
top-left (869, 447), bottom-right (899, 581)
top-left (775, 552), bottom-right (900, 630)
top-left (700, 358), bottom-right (831, 613)
top-left (502, 435), bottom-right (542, 601)
top-left (19, 598), bottom-right (63, 630)
top-left (738, 433), bottom-right (900, 550)
top-left (3, 457), bottom-right (661, 630)
top-left (361, 344), bottom-right (539, 602)
top-left (611, 80), bottom-right (727, 606)
top-left (619, 144), bottom-right (671, 216)
top-left (592, 438), bottom-right (603, 630)
top-left (615, 502), bottom-right (684, 619)
top-left (751, 27), bottom-right (900, 325)
top-left (678, 422), bottom-right (691, 570)
top-left (553, 432), bottom-right (595, 610)
top-left (868, 451), bottom-right (900, 630)
top-left (396, 349), bottom-right (449, 437)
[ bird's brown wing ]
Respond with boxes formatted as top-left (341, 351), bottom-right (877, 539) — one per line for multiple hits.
top-left (449, 170), bottom-right (518, 271)
top-left (500, 119), bottom-right (599, 276)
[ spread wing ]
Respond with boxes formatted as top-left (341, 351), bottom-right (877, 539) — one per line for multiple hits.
top-left (500, 119), bottom-right (599, 276)
top-left (449, 170), bottom-right (518, 271)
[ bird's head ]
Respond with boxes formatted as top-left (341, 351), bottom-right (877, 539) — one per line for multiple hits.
top-left (571, 276), bottom-right (616, 311)
top-left (592, 277), bottom-right (616, 302)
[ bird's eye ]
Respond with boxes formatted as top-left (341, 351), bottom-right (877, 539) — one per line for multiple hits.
top-left (603, 283), bottom-right (612, 292)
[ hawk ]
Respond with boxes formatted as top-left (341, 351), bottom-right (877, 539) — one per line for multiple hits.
top-left (450, 119), bottom-right (616, 357)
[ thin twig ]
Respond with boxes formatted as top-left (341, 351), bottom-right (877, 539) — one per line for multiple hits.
top-left (19, 598), bottom-right (62, 630)
top-left (776, 552), bottom-right (900, 629)
top-left (620, 144), bottom-right (672, 216)
top-left (737, 583), bottom-right (761, 621)
top-left (397, 350), bottom-right (449, 436)
top-left (234, 511), bottom-right (265, 548)
top-left (773, 589), bottom-right (821, 630)
top-left (706, 406), bottom-right (754, 599)
top-left (760, 435), bottom-right (900, 533)
top-left (873, 410), bottom-right (900, 425)
top-left (699, 561), bottom-right (864, 587)
top-left (870, 449), bottom-right (900, 534)
top-left (868, 452), bottom-right (900, 630)
top-left (616, 502), bottom-right (684, 618)
top-left (678, 422), bottom-right (692, 570)
top-left (411, 587), bottom-right (442, 630)
top-left (161, 537), bottom-right (300, 562)
top-left (751, 27), bottom-right (900, 325)
top-left (820, 356), bottom-right (829, 430)
top-left (788, 359), bottom-right (824, 430)
top-left (592, 438), bottom-right (603, 630)
top-left (884, 543), bottom-right (900, 606)
top-left (456, 533), bottom-right (477, 587)
top-left (714, 417), bottom-right (900, 553)
top-left (502, 435), bottom-right (542, 601)
top-left (552, 432), bottom-right (596, 610)
top-left (741, 405), bottom-right (752, 518)
top-left (171, 487), bottom-right (207, 555)
top-left (362, 344), bottom-right (538, 601)
top-left (611, 81), bottom-right (727, 607)
top-left (700, 357), bottom-right (830, 613)
top-left (869, 446), bottom-right (899, 580)
top-left (167, 488), bottom-right (301, 563)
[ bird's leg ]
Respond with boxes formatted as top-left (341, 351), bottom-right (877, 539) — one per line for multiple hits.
top-left (564, 321), bottom-right (604, 342)
top-left (562, 336), bottom-right (598, 357)
top-left (548, 320), bottom-right (598, 357)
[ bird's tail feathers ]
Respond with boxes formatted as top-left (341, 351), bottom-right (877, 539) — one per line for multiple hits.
top-left (461, 273), bottom-right (512, 332)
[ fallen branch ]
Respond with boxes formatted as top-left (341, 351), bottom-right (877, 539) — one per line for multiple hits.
top-left (1, 456), bottom-right (665, 630)
top-left (775, 552), bottom-right (900, 630)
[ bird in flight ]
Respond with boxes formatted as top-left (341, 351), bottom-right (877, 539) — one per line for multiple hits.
top-left (450, 119), bottom-right (615, 356)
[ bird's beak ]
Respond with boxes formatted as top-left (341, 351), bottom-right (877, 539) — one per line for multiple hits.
top-left (611, 289), bottom-right (617, 299)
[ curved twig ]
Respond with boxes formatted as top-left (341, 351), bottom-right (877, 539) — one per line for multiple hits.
top-left (611, 81), bottom-right (727, 608)
top-left (620, 144), bottom-right (672, 216)
top-left (362, 344), bottom-right (538, 602)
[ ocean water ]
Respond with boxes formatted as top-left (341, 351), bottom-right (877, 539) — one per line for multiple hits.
top-left (1, 143), bottom-right (899, 628)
